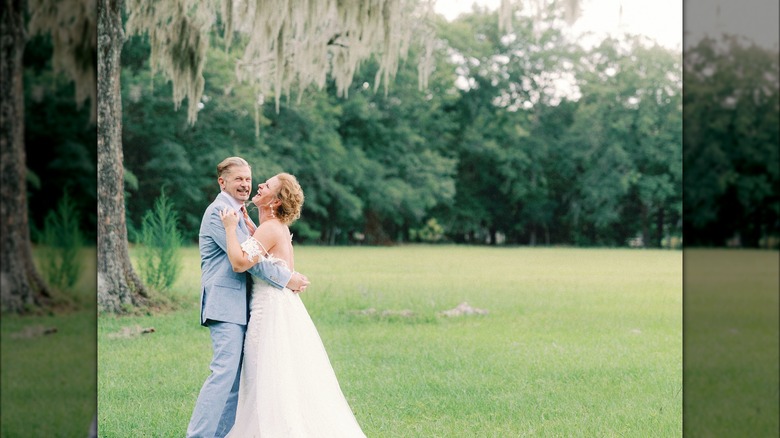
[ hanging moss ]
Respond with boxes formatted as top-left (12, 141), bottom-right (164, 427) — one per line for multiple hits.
top-left (125, 0), bottom-right (210, 124)
top-left (28, 0), bottom-right (98, 122)
top-left (125, 0), bottom-right (436, 122)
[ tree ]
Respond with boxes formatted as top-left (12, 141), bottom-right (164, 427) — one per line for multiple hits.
top-left (1, 0), bottom-right (52, 312)
top-left (123, 0), bottom-right (437, 123)
top-left (554, 36), bottom-right (682, 246)
top-left (25, 58), bottom-right (98, 243)
top-left (100, 0), bottom-right (588, 310)
top-left (334, 51), bottom-right (458, 244)
top-left (97, 0), bottom-right (148, 312)
top-left (683, 35), bottom-right (779, 247)
top-left (98, 0), bottom-right (438, 311)
top-left (436, 7), bottom-right (579, 244)
top-left (2, 0), bottom-right (96, 313)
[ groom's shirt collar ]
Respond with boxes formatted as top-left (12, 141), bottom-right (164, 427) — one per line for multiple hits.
top-left (219, 191), bottom-right (245, 212)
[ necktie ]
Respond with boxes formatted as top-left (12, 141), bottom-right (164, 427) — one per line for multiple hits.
top-left (240, 205), bottom-right (257, 234)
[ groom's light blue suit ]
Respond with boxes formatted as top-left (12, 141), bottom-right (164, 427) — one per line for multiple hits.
top-left (187, 192), bottom-right (292, 438)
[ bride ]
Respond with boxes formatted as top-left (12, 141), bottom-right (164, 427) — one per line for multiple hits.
top-left (219, 172), bottom-right (366, 437)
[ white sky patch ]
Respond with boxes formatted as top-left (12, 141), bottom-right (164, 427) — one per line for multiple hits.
top-left (433, 0), bottom-right (687, 106)
top-left (434, 0), bottom-right (683, 50)
top-left (684, 0), bottom-right (779, 49)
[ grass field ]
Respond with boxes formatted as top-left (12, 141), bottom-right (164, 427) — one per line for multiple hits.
top-left (1, 247), bottom-right (97, 438)
top-left (683, 249), bottom-right (779, 437)
top-left (99, 245), bottom-right (684, 437)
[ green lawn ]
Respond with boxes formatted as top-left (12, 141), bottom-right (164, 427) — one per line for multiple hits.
top-left (100, 245), bottom-right (684, 437)
top-left (1, 247), bottom-right (97, 438)
top-left (683, 249), bottom-right (780, 437)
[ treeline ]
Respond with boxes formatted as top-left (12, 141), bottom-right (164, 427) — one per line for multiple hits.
top-left (682, 35), bottom-right (779, 248)
top-left (23, 11), bottom-right (776, 247)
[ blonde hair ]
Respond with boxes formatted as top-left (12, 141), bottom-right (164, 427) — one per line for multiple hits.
top-left (273, 173), bottom-right (304, 225)
top-left (217, 157), bottom-right (250, 178)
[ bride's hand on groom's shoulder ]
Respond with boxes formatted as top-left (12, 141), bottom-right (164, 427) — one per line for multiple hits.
top-left (219, 208), bottom-right (239, 229)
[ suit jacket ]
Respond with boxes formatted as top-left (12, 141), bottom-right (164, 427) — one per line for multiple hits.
top-left (198, 192), bottom-right (292, 326)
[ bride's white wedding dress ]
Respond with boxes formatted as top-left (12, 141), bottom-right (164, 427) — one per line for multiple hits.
top-left (226, 238), bottom-right (365, 438)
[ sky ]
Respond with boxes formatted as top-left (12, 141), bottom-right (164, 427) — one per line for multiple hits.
top-left (432, 0), bottom-right (779, 51)
top-left (683, 0), bottom-right (779, 49)
top-left (433, 0), bottom-right (683, 50)
top-left (432, 0), bottom-right (685, 98)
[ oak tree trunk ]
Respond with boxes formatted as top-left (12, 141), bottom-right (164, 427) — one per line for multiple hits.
top-left (655, 207), bottom-right (665, 248)
top-left (97, 0), bottom-right (147, 312)
top-left (1, 0), bottom-right (52, 313)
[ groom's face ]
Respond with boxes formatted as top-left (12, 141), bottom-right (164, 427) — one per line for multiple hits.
top-left (219, 165), bottom-right (252, 202)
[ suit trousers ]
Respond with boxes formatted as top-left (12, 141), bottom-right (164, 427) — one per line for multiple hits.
top-left (187, 321), bottom-right (246, 438)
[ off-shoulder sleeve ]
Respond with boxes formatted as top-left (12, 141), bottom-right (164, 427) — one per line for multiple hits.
top-left (240, 237), bottom-right (264, 262)
top-left (243, 237), bottom-right (291, 289)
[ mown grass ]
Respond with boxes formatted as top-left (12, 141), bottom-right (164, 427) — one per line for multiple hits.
top-left (683, 249), bottom-right (779, 437)
top-left (1, 247), bottom-right (97, 438)
top-left (100, 245), bottom-right (683, 437)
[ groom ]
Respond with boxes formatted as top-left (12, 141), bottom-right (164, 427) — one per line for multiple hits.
top-left (187, 156), bottom-right (310, 438)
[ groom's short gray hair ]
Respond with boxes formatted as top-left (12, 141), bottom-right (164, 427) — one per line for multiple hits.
top-left (217, 157), bottom-right (250, 177)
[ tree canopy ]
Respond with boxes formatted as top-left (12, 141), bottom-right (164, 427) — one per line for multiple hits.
top-left (113, 7), bottom-right (686, 248)
top-left (683, 35), bottom-right (779, 247)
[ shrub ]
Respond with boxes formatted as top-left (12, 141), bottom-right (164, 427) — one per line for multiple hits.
top-left (410, 218), bottom-right (445, 243)
top-left (40, 192), bottom-right (83, 290)
top-left (138, 189), bottom-right (182, 292)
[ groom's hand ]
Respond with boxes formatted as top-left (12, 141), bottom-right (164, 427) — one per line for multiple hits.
top-left (287, 272), bottom-right (310, 293)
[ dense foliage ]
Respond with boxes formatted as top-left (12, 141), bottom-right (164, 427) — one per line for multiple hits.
top-left (683, 35), bottom-right (779, 247)
top-left (116, 10), bottom-right (685, 247)
top-left (24, 35), bottom-right (97, 243)
top-left (26, 9), bottom-right (776, 248)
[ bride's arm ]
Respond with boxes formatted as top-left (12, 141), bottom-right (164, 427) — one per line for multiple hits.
top-left (219, 208), bottom-right (258, 272)
top-left (219, 208), bottom-right (308, 291)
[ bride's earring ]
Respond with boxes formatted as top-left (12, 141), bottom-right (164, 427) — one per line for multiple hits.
top-left (268, 202), bottom-right (275, 218)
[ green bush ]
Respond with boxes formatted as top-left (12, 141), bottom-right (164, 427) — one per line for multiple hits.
top-left (40, 192), bottom-right (83, 290)
top-left (410, 218), bottom-right (445, 243)
top-left (138, 190), bottom-right (182, 292)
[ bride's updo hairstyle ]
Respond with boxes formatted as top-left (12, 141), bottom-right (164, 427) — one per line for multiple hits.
top-left (273, 173), bottom-right (304, 225)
